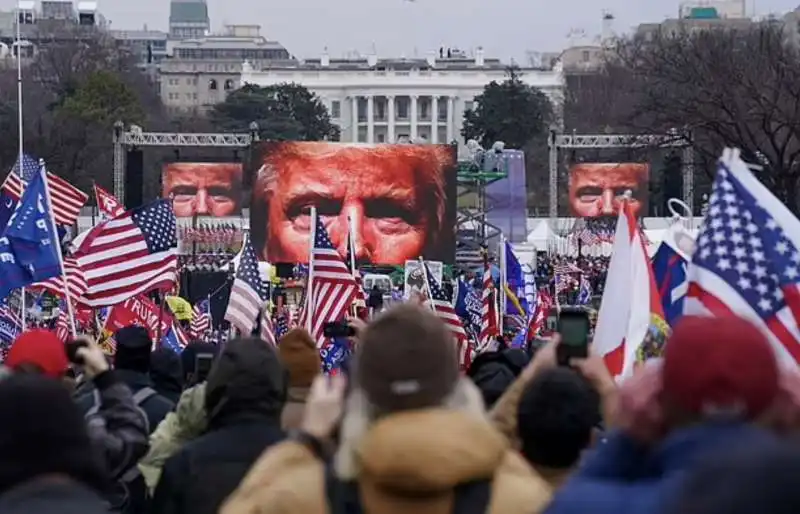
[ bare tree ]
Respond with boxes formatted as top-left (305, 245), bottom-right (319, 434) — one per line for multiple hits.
top-left (611, 23), bottom-right (800, 211)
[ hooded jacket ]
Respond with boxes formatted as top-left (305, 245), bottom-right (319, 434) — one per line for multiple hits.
top-left (544, 423), bottom-right (781, 514)
top-left (221, 379), bottom-right (553, 514)
top-left (149, 348), bottom-right (184, 404)
top-left (138, 383), bottom-right (207, 492)
top-left (150, 338), bottom-right (286, 514)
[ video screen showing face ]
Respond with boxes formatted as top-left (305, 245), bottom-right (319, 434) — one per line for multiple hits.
top-left (568, 163), bottom-right (649, 218)
top-left (250, 142), bottom-right (457, 265)
top-left (162, 162), bottom-right (243, 217)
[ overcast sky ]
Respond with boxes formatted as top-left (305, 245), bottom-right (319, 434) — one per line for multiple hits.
top-left (2, 0), bottom-right (799, 61)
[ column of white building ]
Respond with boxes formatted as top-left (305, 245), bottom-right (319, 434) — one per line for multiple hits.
top-left (348, 94), bottom-right (458, 144)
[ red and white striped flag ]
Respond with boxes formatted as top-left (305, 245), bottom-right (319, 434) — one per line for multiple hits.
top-left (422, 260), bottom-right (470, 368)
top-left (71, 200), bottom-right (178, 307)
top-left (189, 299), bottom-right (211, 339)
top-left (4, 170), bottom-right (87, 226)
top-left (478, 254), bottom-right (498, 352)
top-left (299, 212), bottom-right (358, 348)
top-left (34, 257), bottom-right (88, 300)
top-left (224, 238), bottom-right (275, 345)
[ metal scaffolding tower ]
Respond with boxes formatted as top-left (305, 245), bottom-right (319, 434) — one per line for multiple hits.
top-left (455, 152), bottom-right (510, 266)
top-left (547, 132), bottom-right (694, 223)
top-left (111, 121), bottom-right (258, 203)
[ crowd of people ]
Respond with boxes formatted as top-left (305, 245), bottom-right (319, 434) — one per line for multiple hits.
top-left (1, 302), bottom-right (799, 514)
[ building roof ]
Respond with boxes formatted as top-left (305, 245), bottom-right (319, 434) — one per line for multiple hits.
top-left (169, 0), bottom-right (209, 24)
top-left (172, 36), bottom-right (287, 50)
top-left (110, 29), bottom-right (168, 40)
top-left (263, 56), bottom-right (509, 72)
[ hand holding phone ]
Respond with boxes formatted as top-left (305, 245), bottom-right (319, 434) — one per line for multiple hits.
top-left (556, 308), bottom-right (591, 366)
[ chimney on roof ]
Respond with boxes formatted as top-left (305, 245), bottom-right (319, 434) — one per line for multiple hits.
top-left (475, 46), bottom-right (485, 66)
top-left (426, 50), bottom-right (436, 67)
top-left (321, 47), bottom-right (330, 67)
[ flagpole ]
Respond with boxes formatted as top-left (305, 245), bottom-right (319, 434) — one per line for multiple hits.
top-left (347, 212), bottom-right (358, 317)
top-left (417, 256), bottom-right (436, 312)
top-left (40, 161), bottom-right (77, 337)
top-left (304, 207), bottom-right (317, 332)
top-left (15, 8), bottom-right (26, 330)
top-left (498, 235), bottom-right (506, 335)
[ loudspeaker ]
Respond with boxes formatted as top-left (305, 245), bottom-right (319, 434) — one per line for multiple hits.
top-left (662, 153), bottom-right (683, 215)
top-left (125, 149), bottom-right (144, 209)
top-left (275, 263), bottom-right (294, 278)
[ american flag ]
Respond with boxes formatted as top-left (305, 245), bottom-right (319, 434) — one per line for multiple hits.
top-left (3, 156), bottom-right (88, 226)
top-left (0, 299), bottom-right (22, 330)
top-left (71, 200), bottom-right (178, 307)
top-left (34, 257), bottom-right (88, 300)
top-left (345, 231), bottom-right (368, 305)
top-left (422, 261), bottom-right (469, 367)
top-left (577, 227), bottom-right (599, 245)
top-left (189, 298), bottom-right (211, 339)
top-left (224, 238), bottom-right (275, 345)
top-left (478, 254), bottom-right (498, 351)
top-left (274, 311), bottom-right (290, 340)
top-left (685, 150), bottom-right (800, 365)
top-left (55, 300), bottom-right (71, 342)
top-left (299, 214), bottom-right (358, 348)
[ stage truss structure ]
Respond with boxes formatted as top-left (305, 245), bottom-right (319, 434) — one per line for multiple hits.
top-left (455, 155), bottom-right (509, 267)
top-left (111, 122), bottom-right (258, 204)
top-left (547, 132), bottom-right (694, 221)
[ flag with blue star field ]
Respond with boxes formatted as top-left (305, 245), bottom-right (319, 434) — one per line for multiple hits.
top-left (71, 199), bottom-right (177, 307)
top-left (685, 149), bottom-right (800, 365)
top-left (0, 154), bottom-right (39, 233)
top-left (225, 236), bottom-right (275, 345)
top-left (299, 212), bottom-right (358, 348)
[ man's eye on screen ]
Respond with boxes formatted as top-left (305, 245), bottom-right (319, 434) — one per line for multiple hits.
top-left (211, 195), bottom-right (234, 204)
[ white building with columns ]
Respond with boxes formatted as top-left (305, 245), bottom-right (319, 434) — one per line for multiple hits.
top-left (239, 47), bottom-right (564, 145)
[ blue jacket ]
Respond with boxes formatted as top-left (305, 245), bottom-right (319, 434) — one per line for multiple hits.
top-left (544, 423), bottom-right (779, 514)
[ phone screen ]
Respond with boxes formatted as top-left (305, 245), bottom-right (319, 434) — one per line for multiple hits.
top-left (195, 354), bottom-right (214, 383)
top-left (559, 316), bottom-right (590, 347)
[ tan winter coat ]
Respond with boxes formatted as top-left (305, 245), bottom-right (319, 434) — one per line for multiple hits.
top-left (221, 380), bottom-right (553, 514)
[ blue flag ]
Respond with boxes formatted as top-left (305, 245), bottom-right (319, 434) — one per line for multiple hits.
top-left (504, 241), bottom-right (529, 316)
top-left (0, 166), bottom-right (62, 300)
top-left (321, 336), bottom-right (349, 374)
top-left (652, 234), bottom-right (690, 327)
top-left (0, 154), bottom-right (41, 234)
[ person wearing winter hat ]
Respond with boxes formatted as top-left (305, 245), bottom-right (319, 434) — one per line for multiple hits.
top-left (278, 328), bottom-right (321, 430)
top-left (76, 325), bottom-right (175, 436)
top-left (5, 329), bottom-right (69, 379)
top-left (0, 374), bottom-right (109, 513)
top-left (221, 304), bottom-right (551, 514)
top-left (546, 315), bottom-right (787, 514)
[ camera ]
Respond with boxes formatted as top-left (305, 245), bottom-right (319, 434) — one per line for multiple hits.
top-left (323, 321), bottom-right (356, 339)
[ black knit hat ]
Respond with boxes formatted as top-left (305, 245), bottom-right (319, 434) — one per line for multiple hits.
top-left (0, 374), bottom-right (107, 495)
top-left (113, 326), bottom-right (153, 373)
top-left (355, 304), bottom-right (459, 412)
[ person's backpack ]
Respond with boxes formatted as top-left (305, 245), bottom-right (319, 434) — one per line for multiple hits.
top-left (86, 387), bottom-right (157, 514)
top-left (325, 466), bottom-right (491, 514)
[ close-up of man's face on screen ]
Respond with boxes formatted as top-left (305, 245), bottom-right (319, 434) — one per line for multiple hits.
top-left (250, 142), bottom-right (457, 265)
top-left (162, 162), bottom-right (243, 217)
top-left (568, 162), bottom-right (650, 218)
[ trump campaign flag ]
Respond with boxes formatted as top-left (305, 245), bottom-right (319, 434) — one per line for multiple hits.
top-left (652, 223), bottom-right (695, 327)
top-left (685, 149), bottom-right (800, 366)
top-left (0, 165), bottom-right (63, 300)
top-left (593, 200), bottom-right (669, 379)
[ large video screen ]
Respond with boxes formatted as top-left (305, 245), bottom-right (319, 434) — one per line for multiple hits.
top-left (568, 163), bottom-right (649, 218)
top-left (162, 162), bottom-right (243, 217)
top-left (250, 142), bottom-right (457, 265)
